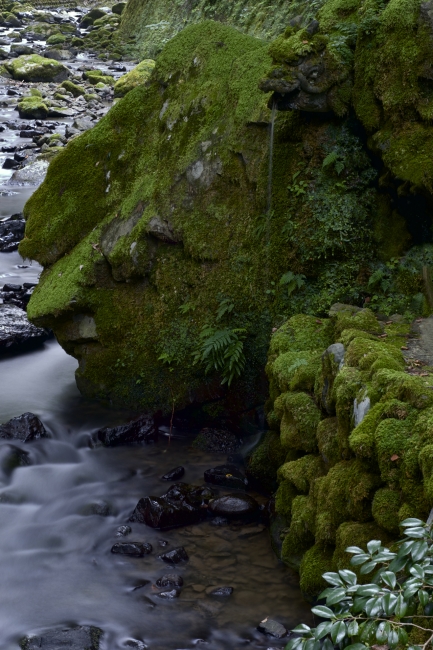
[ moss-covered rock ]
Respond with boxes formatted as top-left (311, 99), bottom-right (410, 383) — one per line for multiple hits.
top-left (113, 59), bottom-right (155, 97)
top-left (17, 95), bottom-right (49, 119)
top-left (246, 430), bottom-right (286, 493)
top-left (5, 54), bottom-right (69, 82)
top-left (60, 80), bottom-right (85, 97)
top-left (299, 544), bottom-right (335, 600)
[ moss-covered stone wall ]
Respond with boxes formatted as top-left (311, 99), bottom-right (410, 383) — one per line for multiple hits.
top-left (118, 0), bottom-right (318, 59)
top-left (261, 305), bottom-right (433, 598)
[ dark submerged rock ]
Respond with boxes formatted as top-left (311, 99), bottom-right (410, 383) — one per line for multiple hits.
top-left (193, 427), bottom-right (242, 453)
top-left (94, 415), bottom-right (156, 446)
top-left (80, 501), bottom-right (111, 516)
top-left (208, 493), bottom-right (259, 518)
top-left (0, 412), bottom-right (48, 442)
top-left (130, 483), bottom-right (213, 529)
top-left (158, 546), bottom-right (189, 564)
top-left (257, 618), bottom-right (287, 638)
top-left (155, 574), bottom-right (184, 588)
top-left (204, 464), bottom-right (248, 490)
top-left (20, 626), bottom-right (103, 650)
top-left (0, 305), bottom-right (50, 353)
top-left (161, 465), bottom-right (185, 481)
top-left (111, 542), bottom-right (152, 556)
top-left (0, 444), bottom-right (31, 474)
top-left (208, 586), bottom-right (233, 596)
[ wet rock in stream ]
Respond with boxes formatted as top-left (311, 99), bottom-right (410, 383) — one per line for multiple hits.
top-left (156, 574), bottom-right (184, 588)
top-left (204, 464), bottom-right (248, 490)
top-left (0, 214), bottom-right (25, 251)
top-left (111, 541), bottom-right (152, 556)
top-left (257, 618), bottom-right (287, 638)
top-left (116, 524), bottom-right (132, 536)
top-left (0, 412), bottom-right (48, 442)
top-left (208, 493), bottom-right (260, 518)
top-left (130, 483), bottom-right (213, 529)
top-left (161, 465), bottom-right (185, 481)
top-left (20, 626), bottom-right (103, 650)
top-left (94, 414), bottom-right (156, 446)
top-left (158, 546), bottom-right (189, 564)
top-left (0, 443), bottom-right (31, 474)
top-left (0, 304), bottom-right (50, 353)
top-left (207, 585), bottom-right (234, 596)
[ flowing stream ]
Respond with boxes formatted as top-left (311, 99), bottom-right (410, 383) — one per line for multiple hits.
top-left (0, 18), bottom-right (311, 649)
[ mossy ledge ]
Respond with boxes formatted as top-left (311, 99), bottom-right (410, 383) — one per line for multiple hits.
top-left (263, 305), bottom-right (433, 598)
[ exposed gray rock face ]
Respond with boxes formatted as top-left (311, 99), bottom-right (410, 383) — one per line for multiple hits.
top-left (20, 626), bottom-right (103, 650)
top-left (0, 304), bottom-right (50, 353)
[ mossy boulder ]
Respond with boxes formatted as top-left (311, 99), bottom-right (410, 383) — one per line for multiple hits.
top-left (60, 80), bottom-right (85, 97)
top-left (113, 59), bottom-right (155, 97)
top-left (17, 95), bottom-right (49, 119)
top-left (5, 54), bottom-right (69, 82)
top-left (46, 33), bottom-right (66, 46)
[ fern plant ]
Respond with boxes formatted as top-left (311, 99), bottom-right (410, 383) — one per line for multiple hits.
top-left (193, 325), bottom-right (246, 386)
top-left (280, 271), bottom-right (306, 297)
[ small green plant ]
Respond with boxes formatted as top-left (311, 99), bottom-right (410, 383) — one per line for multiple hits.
top-left (289, 171), bottom-right (309, 197)
top-left (193, 325), bottom-right (246, 386)
top-left (216, 297), bottom-right (235, 321)
top-left (323, 150), bottom-right (345, 176)
top-left (286, 516), bottom-right (433, 650)
top-left (280, 271), bottom-right (306, 297)
top-left (179, 301), bottom-right (196, 314)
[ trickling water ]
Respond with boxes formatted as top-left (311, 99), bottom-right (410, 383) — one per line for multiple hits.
top-left (353, 395), bottom-right (371, 427)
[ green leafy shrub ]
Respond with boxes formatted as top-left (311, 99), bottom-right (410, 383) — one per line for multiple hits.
top-left (286, 517), bottom-right (433, 650)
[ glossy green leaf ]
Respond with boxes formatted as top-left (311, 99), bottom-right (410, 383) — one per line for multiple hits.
top-left (339, 570), bottom-right (357, 586)
top-left (331, 620), bottom-right (347, 644)
top-left (285, 638), bottom-right (303, 650)
top-left (405, 528), bottom-right (427, 539)
top-left (412, 540), bottom-right (428, 561)
top-left (293, 624), bottom-right (311, 634)
top-left (418, 589), bottom-right (429, 606)
top-left (347, 620), bottom-right (359, 636)
top-left (381, 571), bottom-right (396, 589)
top-left (365, 596), bottom-right (382, 617)
top-left (401, 518), bottom-right (424, 527)
top-left (388, 628), bottom-right (399, 648)
top-left (346, 546), bottom-right (365, 554)
top-left (311, 606), bottom-right (334, 619)
top-left (323, 572), bottom-right (343, 587)
top-left (315, 621), bottom-right (332, 639)
top-left (360, 560), bottom-right (377, 575)
top-left (376, 621), bottom-right (390, 642)
top-left (398, 627), bottom-right (409, 645)
top-left (357, 585), bottom-right (380, 597)
top-left (326, 588), bottom-right (347, 606)
top-left (410, 564), bottom-right (425, 580)
top-left (351, 554), bottom-right (370, 566)
top-left (382, 592), bottom-right (397, 615)
top-left (367, 540), bottom-right (382, 554)
top-left (395, 594), bottom-right (408, 617)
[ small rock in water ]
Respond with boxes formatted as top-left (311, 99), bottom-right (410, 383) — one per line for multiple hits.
top-left (80, 501), bottom-right (111, 516)
top-left (161, 465), bottom-right (185, 481)
top-left (130, 483), bottom-right (213, 529)
top-left (20, 626), bottom-right (103, 649)
top-left (156, 574), bottom-right (184, 588)
top-left (0, 412), bottom-right (48, 442)
top-left (94, 415), bottom-right (156, 447)
top-left (207, 586), bottom-right (233, 596)
top-left (156, 588), bottom-right (179, 599)
top-left (0, 305), bottom-right (50, 354)
top-left (0, 444), bottom-right (31, 474)
top-left (210, 516), bottom-right (228, 526)
top-left (257, 618), bottom-right (287, 638)
top-left (116, 525), bottom-right (132, 536)
top-left (204, 464), bottom-right (248, 490)
top-left (158, 539), bottom-right (169, 547)
top-left (208, 494), bottom-right (259, 518)
top-left (111, 542), bottom-right (152, 556)
top-left (158, 546), bottom-right (189, 564)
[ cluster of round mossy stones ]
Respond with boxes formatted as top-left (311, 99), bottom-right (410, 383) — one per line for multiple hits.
top-left (3, 54), bottom-right (69, 83)
top-left (252, 306), bottom-right (433, 599)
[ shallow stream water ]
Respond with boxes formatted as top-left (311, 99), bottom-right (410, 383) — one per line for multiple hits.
top-left (0, 13), bottom-right (311, 648)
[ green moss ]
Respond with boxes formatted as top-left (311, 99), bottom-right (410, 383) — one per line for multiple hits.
top-left (371, 487), bottom-right (401, 533)
top-left (281, 495), bottom-right (316, 571)
top-left (333, 308), bottom-right (380, 338)
top-left (333, 366), bottom-right (364, 456)
top-left (268, 348), bottom-right (322, 396)
top-left (299, 543), bottom-right (335, 600)
top-left (269, 315), bottom-right (334, 357)
top-left (4, 54), bottom-right (68, 82)
top-left (315, 459), bottom-right (381, 543)
top-left (113, 59), bottom-right (155, 97)
top-left (349, 402), bottom-right (385, 458)
top-left (276, 391), bottom-right (321, 452)
top-left (333, 521), bottom-right (391, 571)
top-left (275, 479), bottom-right (298, 523)
top-left (17, 95), bottom-right (48, 119)
top-left (61, 80), bottom-right (85, 97)
top-left (246, 431), bottom-right (286, 493)
top-left (317, 417), bottom-right (340, 467)
top-left (46, 33), bottom-right (66, 45)
top-left (277, 454), bottom-right (326, 493)
top-left (372, 369), bottom-right (433, 410)
top-left (344, 336), bottom-right (404, 371)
